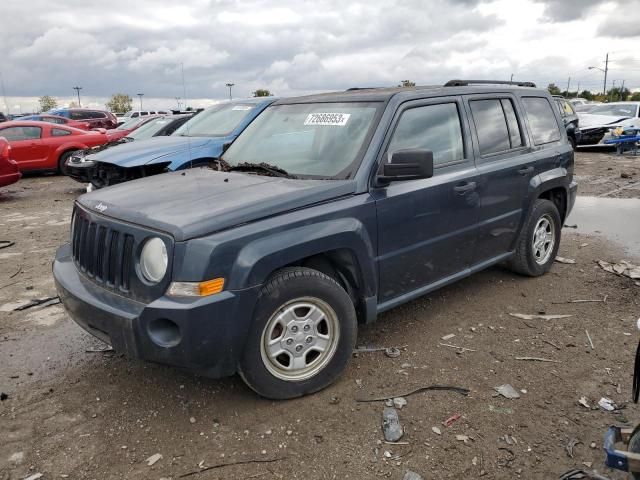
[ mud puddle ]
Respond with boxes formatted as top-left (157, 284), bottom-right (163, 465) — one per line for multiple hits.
top-left (567, 196), bottom-right (640, 257)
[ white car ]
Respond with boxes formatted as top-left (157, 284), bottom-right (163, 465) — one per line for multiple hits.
top-left (117, 110), bottom-right (169, 126)
top-left (577, 102), bottom-right (640, 147)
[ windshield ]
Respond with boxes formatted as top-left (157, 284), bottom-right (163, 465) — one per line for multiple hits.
top-left (222, 102), bottom-right (380, 179)
top-left (173, 103), bottom-right (256, 137)
top-left (117, 117), bottom-right (149, 130)
top-left (588, 104), bottom-right (639, 117)
top-left (127, 117), bottom-right (172, 140)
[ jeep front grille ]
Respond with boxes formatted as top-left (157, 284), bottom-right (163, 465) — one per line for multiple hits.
top-left (71, 213), bottom-right (134, 292)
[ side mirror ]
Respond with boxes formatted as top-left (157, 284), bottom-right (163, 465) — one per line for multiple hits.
top-left (378, 149), bottom-right (434, 183)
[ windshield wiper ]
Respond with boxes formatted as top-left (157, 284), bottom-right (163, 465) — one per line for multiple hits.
top-left (227, 162), bottom-right (296, 178)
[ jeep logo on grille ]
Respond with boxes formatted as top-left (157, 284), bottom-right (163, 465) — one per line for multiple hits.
top-left (95, 202), bottom-right (108, 212)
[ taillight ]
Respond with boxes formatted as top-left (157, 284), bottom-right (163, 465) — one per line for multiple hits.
top-left (1, 142), bottom-right (10, 161)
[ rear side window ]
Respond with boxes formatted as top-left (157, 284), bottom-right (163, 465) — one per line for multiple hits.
top-left (0, 126), bottom-right (42, 140)
top-left (70, 111), bottom-right (88, 120)
top-left (469, 98), bottom-right (523, 156)
top-left (388, 103), bottom-right (464, 166)
top-left (51, 128), bottom-right (72, 136)
top-left (522, 97), bottom-right (561, 145)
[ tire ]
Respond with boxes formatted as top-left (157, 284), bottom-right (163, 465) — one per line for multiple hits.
top-left (508, 199), bottom-right (561, 277)
top-left (629, 429), bottom-right (640, 479)
top-left (239, 267), bottom-right (357, 399)
top-left (568, 135), bottom-right (576, 151)
top-left (58, 151), bottom-right (76, 176)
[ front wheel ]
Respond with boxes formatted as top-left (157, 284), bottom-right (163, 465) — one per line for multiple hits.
top-left (239, 267), bottom-right (357, 399)
top-left (508, 199), bottom-right (561, 276)
top-left (58, 151), bottom-right (76, 175)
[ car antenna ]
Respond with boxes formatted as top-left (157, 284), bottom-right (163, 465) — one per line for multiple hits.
top-left (181, 62), bottom-right (193, 171)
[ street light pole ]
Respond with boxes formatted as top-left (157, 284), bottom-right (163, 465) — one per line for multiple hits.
top-left (137, 93), bottom-right (144, 111)
top-left (175, 97), bottom-right (181, 109)
top-left (73, 86), bottom-right (82, 107)
top-left (603, 52), bottom-right (609, 97)
top-left (226, 83), bottom-right (234, 101)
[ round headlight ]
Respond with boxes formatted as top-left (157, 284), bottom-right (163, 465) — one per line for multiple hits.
top-left (140, 237), bottom-right (168, 283)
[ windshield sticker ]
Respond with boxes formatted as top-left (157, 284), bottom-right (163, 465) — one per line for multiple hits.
top-left (232, 105), bottom-right (253, 111)
top-left (304, 113), bottom-right (351, 126)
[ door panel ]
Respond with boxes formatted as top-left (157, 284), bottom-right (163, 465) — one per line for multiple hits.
top-left (372, 97), bottom-right (479, 303)
top-left (463, 95), bottom-right (537, 263)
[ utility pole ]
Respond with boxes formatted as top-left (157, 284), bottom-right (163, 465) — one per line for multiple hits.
top-left (175, 97), bottom-right (181, 109)
top-left (73, 86), bottom-right (82, 107)
top-left (620, 80), bottom-right (626, 100)
top-left (137, 93), bottom-right (144, 110)
top-left (566, 77), bottom-right (571, 96)
top-left (510, 73), bottom-right (514, 82)
top-left (576, 82), bottom-right (580, 95)
top-left (603, 52), bottom-right (609, 96)
top-left (226, 83), bottom-right (234, 101)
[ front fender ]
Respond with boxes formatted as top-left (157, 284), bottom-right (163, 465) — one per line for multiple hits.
top-left (53, 143), bottom-right (88, 160)
top-left (230, 218), bottom-right (377, 296)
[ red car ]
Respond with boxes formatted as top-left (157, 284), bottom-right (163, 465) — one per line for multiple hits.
top-left (0, 137), bottom-right (21, 188)
top-left (48, 108), bottom-right (118, 129)
top-left (106, 115), bottom-right (159, 142)
top-left (17, 114), bottom-right (91, 130)
top-left (0, 121), bottom-right (109, 173)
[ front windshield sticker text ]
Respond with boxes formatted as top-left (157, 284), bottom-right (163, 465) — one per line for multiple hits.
top-left (304, 113), bottom-right (351, 126)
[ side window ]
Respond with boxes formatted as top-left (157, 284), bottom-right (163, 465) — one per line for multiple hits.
top-left (469, 99), bottom-right (510, 155)
top-left (70, 111), bottom-right (87, 120)
top-left (522, 97), bottom-right (562, 145)
top-left (387, 103), bottom-right (464, 167)
top-left (54, 117), bottom-right (65, 124)
top-left (132, 112), bottom-right (139, 118)
top-left (51, 128), bottom-right (72, 137)
top-left (501, 99), bottom-right (524, 148)
top-left (562, 101), bottom-right (575, 116)
top-left (555, 100), bottom-right (565, 117)
top-left (0, 126), bottom-right (41, 140)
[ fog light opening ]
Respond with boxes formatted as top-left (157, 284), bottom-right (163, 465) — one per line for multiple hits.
top-left (148, 318), bottom-right (181, 348)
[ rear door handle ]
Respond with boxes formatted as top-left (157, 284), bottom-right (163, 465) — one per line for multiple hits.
top-left (453, 181), bottom-right (477, 194)
top-left (518, 166), bottom-right (534, 175)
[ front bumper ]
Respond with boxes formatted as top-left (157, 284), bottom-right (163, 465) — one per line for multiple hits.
top-left (53, 243), bottom-right (260, 378)
top-left (65, 158), bottom-right (95, 184)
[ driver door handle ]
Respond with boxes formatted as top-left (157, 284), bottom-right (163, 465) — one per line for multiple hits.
top-left (518, 166), bottom-right (534, 176)
top-left (453, 181), bottom-right (476, 195)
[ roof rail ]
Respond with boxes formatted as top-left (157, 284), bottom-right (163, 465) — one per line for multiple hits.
top-left (444, 79), bottom-right (537, 88)
top-left (345, 87), bottom-right (383, 91)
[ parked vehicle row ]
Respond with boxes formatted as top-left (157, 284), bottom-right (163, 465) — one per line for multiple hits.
top-left (48, 108), bottom-right (118, 129)
top-left (576, 101), bottom-right (640, 147)
top-left (52, 80), bottom-right (577, 399)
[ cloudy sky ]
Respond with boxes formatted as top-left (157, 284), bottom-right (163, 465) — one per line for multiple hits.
top-left (1, 0), bottom-right (639, 113)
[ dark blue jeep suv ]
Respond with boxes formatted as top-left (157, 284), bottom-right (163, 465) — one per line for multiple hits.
top-left (53, 80), bottom-right (577, 399)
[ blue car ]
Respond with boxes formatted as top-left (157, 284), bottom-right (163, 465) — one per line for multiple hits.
top-left (70, 97), bottom-right (276, 188)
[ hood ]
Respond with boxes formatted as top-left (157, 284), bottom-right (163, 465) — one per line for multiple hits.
top-left (578, 114), bottom-right (633, 128)
top-left (87, 136), bottom-right (224, 168)
top-left (78, 168), bottom-right (357, 241)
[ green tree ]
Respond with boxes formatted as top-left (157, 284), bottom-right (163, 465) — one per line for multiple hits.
top-left (398, 80), bottom-right (416, 87)
top-left (607, 87), bottom-right (631, 101)
top-left (630, 92), bottom-right (640, 101)
top-left (106, 93), bottom-right (133, 114)
top-left (252, 89), bottom-right (273, 97)
top-left (547, 83), bottom-right (561, 95)
top-left (39, 95), bottom-right (57, 112)
top-left (578, 90), bottom-right (594, 101)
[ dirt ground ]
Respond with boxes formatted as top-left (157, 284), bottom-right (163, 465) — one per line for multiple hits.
top-left (1, 151), bottom-right (639, 480)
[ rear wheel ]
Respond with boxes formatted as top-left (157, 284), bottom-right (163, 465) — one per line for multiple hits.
top-left (508, 199), bottom-right (561, 276)
top-left (628, 429), bottom-right (640, 479)
top-left (58, 151), bottom-right (76, 175)
top-left (239, 267), bottom-right (357, 399)
top-left (568, 135), bottom-right (576, 151)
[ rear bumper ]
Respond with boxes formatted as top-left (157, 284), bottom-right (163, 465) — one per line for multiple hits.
top-left (567, 180), bottom-right (578, 218)
top-left (0, 171), bottom-right (21, 188)
top-left (53, 243), bottom-right (260, 378)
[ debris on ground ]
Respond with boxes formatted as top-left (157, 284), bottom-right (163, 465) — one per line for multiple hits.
top-left (489, 405), bottom-right (513, 415)
top-left (556, 256), bottom-right (577, 264)
top-left (509, 313), bottom-right (573, 320)
top-left (566, 437), bottom-right (581, 458)
top-left (392, 397), bottom-right (407, 410)
top-left (443, 413), bottom-right (461, 427)
top-left (356, 384), bottom-right (470, 402)
top-left (382, 407), bottom-right (404, 442)
top-left (494, 384), bottom-right (520, 399)
top-left (0, 240), bottom-right (15, 249)
top-left (85, 345), bottom-right (114, 353)
top-left (578, 396), bottom-right (590, 409)
top-left (0, 392), bottom-right (8, 401)
top-left (178, 457), bottom-right (286, 478)
top-left (23, 474), bottom-right (43, 480)
top-left (597, 260), bottom-right (640, 280)
top-left (564, 224), bottom-right (578, 229)
top-left (384, 347), bottom-right (401, 358)
top-left (559, 468), bottom-right (612, 480)
top-left (146, 453), bottom-right (162, 466)
top-left (353, 345), bottom-right (406, 357)
top-left (13, 296), bottom-right (60, 311)
top-left (515, 356), bottom-right (560, 363)
top-left (586, 330), bottom-right (595, 350)
top-left (329, 394), bottom-right (340, 405)
top-left (403, 470), bottom-right (424, 480)
top-left (431, 426), bottom-right (442, 435)
top-left (439, 342), bottom-right (477, 353)
top-left (552, 296), bottom-right (607, 304)
top-left (597, 397), bottom-right (617, 411)
top-left (441, 333), bottom-right (456, 341)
